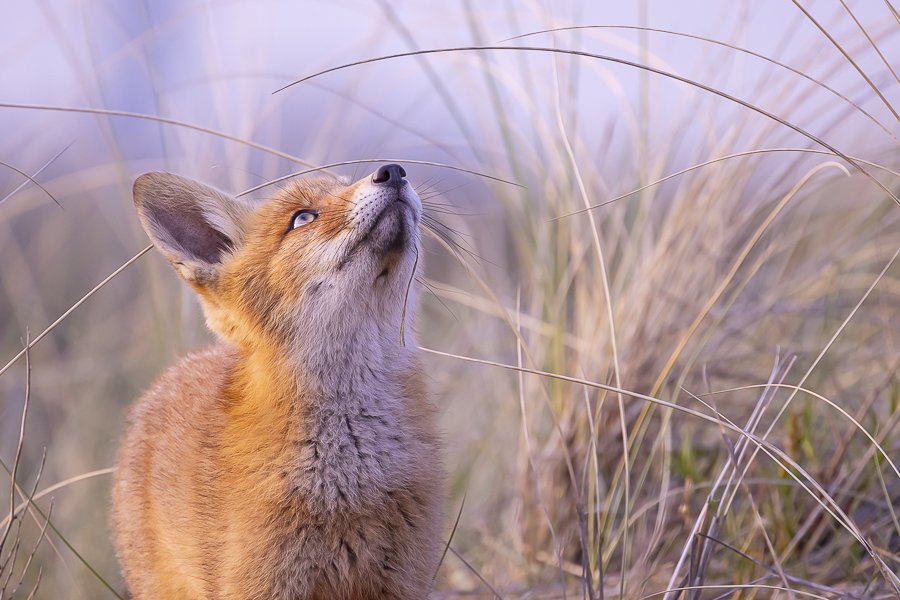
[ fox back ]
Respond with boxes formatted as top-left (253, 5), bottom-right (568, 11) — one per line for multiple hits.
top-left (112, 166), bottom-right (444, 599)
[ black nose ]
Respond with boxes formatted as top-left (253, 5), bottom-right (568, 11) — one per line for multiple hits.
top-left (372, 163), bottom-right (407, 186)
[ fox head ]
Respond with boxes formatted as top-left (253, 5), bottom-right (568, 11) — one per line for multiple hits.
top-left (133, 165), bottom-right (422, 354)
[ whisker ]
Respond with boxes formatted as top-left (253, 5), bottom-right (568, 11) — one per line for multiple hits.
top-left (415, 276), bottom-right (460, 324)
top-left (420, 219), bottom-right (495, 268)
top-left (422, 204), bottom-right (480, 217)
top-left (422, 215), bottom-right (474, 242)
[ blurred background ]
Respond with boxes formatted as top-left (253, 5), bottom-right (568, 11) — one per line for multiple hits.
top-left (1, 1), bottom-right (899, 598)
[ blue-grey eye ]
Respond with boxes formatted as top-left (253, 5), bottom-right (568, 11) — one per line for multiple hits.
top-left (290, 209), bottom-right (318, 230)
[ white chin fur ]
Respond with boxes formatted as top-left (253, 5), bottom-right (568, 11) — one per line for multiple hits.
top-left (336, 181), bottom-right (420, 272)
top-left (348, 180), bottom-right (421, 232)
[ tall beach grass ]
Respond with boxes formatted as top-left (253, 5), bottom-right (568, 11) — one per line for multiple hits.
top-left (1, 1), bottom-right (899, 598)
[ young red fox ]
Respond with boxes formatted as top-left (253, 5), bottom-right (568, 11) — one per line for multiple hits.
top-left (112, 165), bottom-right (444, 599)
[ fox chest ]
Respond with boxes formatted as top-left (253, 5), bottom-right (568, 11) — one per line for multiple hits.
top-left (259, 488), bottom-right (427, 600)
top-left (219, 407), bottom-right (428, 599)
top-left (289, 403), bottom-right (413, 511)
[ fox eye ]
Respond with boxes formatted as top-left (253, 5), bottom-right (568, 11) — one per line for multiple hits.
top-left (290, 209), bottom-right (318, 230)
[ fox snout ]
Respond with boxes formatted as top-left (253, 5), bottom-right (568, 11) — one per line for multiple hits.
top-left (344, 164), bottom-right (421, 265)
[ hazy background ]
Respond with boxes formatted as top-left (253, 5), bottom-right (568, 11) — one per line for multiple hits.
top-left (2, 1), bottom-right (899, 598)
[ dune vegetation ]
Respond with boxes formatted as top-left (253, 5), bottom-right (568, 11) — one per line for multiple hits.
top-left (1, 2), bottom-right (899, 598)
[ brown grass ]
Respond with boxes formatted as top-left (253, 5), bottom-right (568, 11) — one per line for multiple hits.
top-left (1, 2), bottom-right (898, 598)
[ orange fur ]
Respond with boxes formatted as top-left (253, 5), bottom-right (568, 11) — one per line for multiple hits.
top-left (113, 170), bottom-right (443, 599)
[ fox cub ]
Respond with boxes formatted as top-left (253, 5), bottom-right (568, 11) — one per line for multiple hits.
top-left (112, 165), bottom-right (443, 599)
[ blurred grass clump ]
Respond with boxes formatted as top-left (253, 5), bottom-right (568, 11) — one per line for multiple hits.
top-left (1, 1), bottom-right (899, 598)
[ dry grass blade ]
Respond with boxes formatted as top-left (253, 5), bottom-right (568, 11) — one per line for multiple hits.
top-left (0, 457), bottom-right (124, 600)
top-left (887, 0), bottom-right (900, 24)
top-left (500, 24), bottom-right (896, 139)
top-left (399, 245), bottom-right (418, 346)
top-left (236, 159), bottom-right (521, 197)
top-left (0, 245), bottom-right (152, 380)
top-left (432, 489), bottom-right (467, 587)
top-left (0, 161), bottom-right (63, 209)
top-left (9, 501), bottom-right (52, 598)
top-left (641, 584), bottom-right (830, 599)
top-left (701, 384), bottom-right (899, 481)
top-left (0, 469), bottom-right (115, 532)
top-left (696, 533), bottom-right (855, 598)
top-left (0, 102), bottom-right (316, 168)
top-left (419, 348), bottom-right (778, 451)
top-left (372, 0), bottom-right (480, 156)
top-left (838, 0), bottom-right (900, 86)
top-left (0, 448), bottom-right (46, 600)
top-left (0, 142), bottom-right (72, 207)
top-left (551, 147), bottom-right (898, 220)
top-left (1, 347), bottom-right (32, 600)
top-left (273, 45), bottom-right (900, 205)
top-left (0, 344), bottom-right (53, 600)
top-left (0, 336), bottom-right (32, 557)
top-left (447, 547), bottom-right (505, 600)
top-left (24, 566), bottom-right (41, 600)
top-left (790, 0), bottom-right (899, 121)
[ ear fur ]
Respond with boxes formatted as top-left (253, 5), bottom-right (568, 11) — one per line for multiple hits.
top-left (133, 172), bottom-right (253, 285)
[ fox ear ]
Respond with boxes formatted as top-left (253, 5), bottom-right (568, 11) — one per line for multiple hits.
top-left (133, 172), bottom-right (253, 285)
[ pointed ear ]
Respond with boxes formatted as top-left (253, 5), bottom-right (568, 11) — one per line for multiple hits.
top-left (133, 172), bottom-right (253, 285)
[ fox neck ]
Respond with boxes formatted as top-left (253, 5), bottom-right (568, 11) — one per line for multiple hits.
top-left (296, 280), bottom-right (416, 389)
top-left (239, 293), bottom-right (416, 400)
top-left (230, 286), bottom-right (419, 511)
